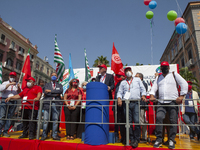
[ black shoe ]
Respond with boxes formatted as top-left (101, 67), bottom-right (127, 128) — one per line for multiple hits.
top-left (131, 141), bottom-right (138, 148)
top-left (140, 138), bottom-right (147, 143)
top-left (40, 136), bottom-right (46, 141)
top-left (197, 133), bottom-right (200, 141)
top-left (163, 140), bottom-right (169, 145)
top-left (130, 141), bottom-right (135, 147)
top-left (168, 140), bottom-right (175, 149)
top-left (29, 136), bottom-right (35, 140)
top-left (53, 136), bottom-right (60, 141)
top-left (153, 140), bottom-right (162, 148)
top-left (18, 135), bottom-right (28, 139)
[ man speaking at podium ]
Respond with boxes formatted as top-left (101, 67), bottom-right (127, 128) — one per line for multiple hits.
top-left (96, 64), bottom-right (114, 99)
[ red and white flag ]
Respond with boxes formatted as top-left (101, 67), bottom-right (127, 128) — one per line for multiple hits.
top-left (21, 49), bottom-right (31, 89)
top-left (111, 42), bottom-right (124, 74)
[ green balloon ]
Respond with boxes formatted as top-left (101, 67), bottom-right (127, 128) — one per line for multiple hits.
top-left (167, 10), bottom-right (177, 21)
top-left (146, 11), bottom-right (154, 19)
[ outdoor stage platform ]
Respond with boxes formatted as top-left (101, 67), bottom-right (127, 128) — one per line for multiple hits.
top-left (0, 131), bottom-right (200, 150)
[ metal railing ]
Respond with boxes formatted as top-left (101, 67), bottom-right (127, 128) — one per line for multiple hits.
top-left (0, 98), bottom-right (200, 146)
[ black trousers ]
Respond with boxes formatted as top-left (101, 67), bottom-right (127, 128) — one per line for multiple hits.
top-left (155, 101), bottom-right (178, 143)
top-left (64, 107), bottom-right (80, 136)
top-left (77, 109), bottom-right (85, 138)
top-left (22, 109), bottom-right (38, 137)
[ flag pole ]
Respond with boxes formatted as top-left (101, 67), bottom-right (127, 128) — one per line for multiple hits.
top-left (19, 48), bottom-right (30, 84)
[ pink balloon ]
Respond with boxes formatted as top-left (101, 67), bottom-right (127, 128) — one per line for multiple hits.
top-left (174, 17), bottom-right (185, 26)
top-left (144, 0), bottom-right (152, 6)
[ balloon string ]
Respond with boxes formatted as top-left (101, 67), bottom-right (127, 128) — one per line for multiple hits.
top-left (150, 20), bottom-right (153, 65)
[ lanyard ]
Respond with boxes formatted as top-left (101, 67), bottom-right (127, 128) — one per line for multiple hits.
top-left (126, 79), bottom-right (133, 91)
top-left (100, 75), bottom-right (106, 83)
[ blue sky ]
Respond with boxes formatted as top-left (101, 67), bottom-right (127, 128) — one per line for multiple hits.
top-left (0, 0), bottom-right (193, 69)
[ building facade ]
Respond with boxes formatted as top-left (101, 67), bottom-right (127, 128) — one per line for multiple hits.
top-left (34, 56), bottom-right (55, 85)
top-left (0, 17), bottom-right (55, 84)
top-left (160, 2), bottom-right (200, 86)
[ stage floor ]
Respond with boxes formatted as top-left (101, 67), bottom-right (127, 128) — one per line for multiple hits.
top-left (0, 131), bottom-right (200, 150)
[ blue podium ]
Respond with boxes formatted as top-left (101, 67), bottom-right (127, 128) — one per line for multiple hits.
top-left (84, 82), bottom-right (109, 145)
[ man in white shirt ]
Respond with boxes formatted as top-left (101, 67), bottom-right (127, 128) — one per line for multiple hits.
top-left (149, 61), bottom-right (188, 149)
top-left (0, 72), bottom-right (21, 137)
top-left (117, 67), bottom-right (146, 148)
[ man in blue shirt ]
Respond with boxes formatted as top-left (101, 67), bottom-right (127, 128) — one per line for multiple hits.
top-left (117, 67), bottom-right (146, 148)
top-left (182, 82), bottom-right (200, 141)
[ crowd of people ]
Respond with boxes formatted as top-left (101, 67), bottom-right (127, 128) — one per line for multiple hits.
top-left (0, 61), bottom-right (200, 149)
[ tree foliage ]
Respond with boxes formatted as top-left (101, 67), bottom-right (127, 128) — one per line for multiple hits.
top-left (93, 55), bottom-right (110, 67)
top-left (179, 67), bottom-right (199, 92)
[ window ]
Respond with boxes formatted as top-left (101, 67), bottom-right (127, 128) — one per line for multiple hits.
top-left (6, 58), bottom-right (13, 67)
top-left (178, 38), bottom-right (182, 51)
top-left (168, 53), bottom-right (171, 62)
top-left (175, 45), bottom-right (178, 56)
top-left (1, 34), bottom-right (5, 41)
top-left (47, 68), bottom-right (49, 75)
top-left (10, 41), bottom-right (15, 49)
top-left (185, 30), bottom-right (189, 42)
top-left (16, 62), bottom-right (22, 70)
top-left (40, 64), bottom-right (44, 72)
top-left (19, 47), bottom-right (24, 53)
top-left (36, 61), bottom-right (39, 70)
top-left (171, 48), bottom-right (174, 60)
top-left (181, 57), bottom-right (185, 67)
top-left (188, 50), bottom-right (192, 60)
top-left (30, 53), bottom-right (34, 60)
top-left (0, 53), bottom-right (3, 62)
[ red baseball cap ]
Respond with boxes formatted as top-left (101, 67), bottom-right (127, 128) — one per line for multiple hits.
top-left (98, 64), bottom-right (107, 70)
top-left (9, 72), bottom-right (17, 76)
top-left (187, 81), bottom-right (192, 85)
top-left (117, 72), bottom-right (125, 77)
top-left (124, 67), bottom-right (131, 72)
top-left (26, 77), bottom-right (35, 82)
top-left (161, 61), bottom-right (169, 67)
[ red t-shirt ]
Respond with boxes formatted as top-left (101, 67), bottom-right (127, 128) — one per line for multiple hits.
top-left (19, 85), bottom-right (43, 110)
top-left (65, 88), bottom-right (82, 105)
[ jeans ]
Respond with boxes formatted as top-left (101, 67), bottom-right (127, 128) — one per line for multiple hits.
top-left (0, 101), bottom-right (16, 133)
top-left (140, 108), bottom-right (147, 139)
top-left (42, 103), bottom-right (60, 138)
top-left (155, 101), bottom-right (178, 143)
top-left (183, 112), bottom-right (199, 137)
top-left (129, 102), bottom-right (140, 142)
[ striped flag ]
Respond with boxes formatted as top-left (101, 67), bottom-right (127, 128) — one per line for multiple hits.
top-left (54, 34), bottom-right (65, 83)
top-left (0, 62), bottom-right (2, 98)
top-left (84, 48), bottom-right (91, 82)
top-left (61, 53), bottom-right (74, 94)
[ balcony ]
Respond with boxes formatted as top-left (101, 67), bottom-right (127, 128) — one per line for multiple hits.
top-left (4, 65), bottom-right (13, 70)
top-left (18, 51), bottom-right (24, 56)
top-left (14, 68), bottom-right (21, 74)
top-left (9, 45), bottom-right (17, 51)
top-left (186, 59), bottom-right (194, 67)
top-left (0, 39), bottom-right (7, 46)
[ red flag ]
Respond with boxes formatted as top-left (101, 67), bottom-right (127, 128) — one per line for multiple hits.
top-left (21, 52), bottom-right (31, 89)
top-left (111, 42), bottom-right (124, 74)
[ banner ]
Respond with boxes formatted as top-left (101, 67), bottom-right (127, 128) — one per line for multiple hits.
top-left (64, 64), bottom-right (179, 92)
